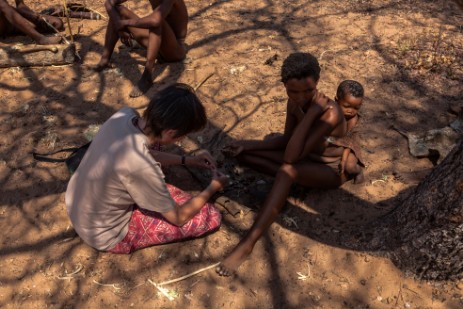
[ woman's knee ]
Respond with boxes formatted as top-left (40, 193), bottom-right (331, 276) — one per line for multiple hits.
top-left (279, 163), bottom-right (298, 181)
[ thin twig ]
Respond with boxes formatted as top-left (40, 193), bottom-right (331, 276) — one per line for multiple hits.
top-left (39, 17), bottom-right (81, 60)
top-left (39, 17), bottom-right (70, 44)
top-left (194, 73), bottom-right (214, 91)
top-left (62, 0), bottom-right (74, 43)
top-left (56, 263), bottom-right (83, 279)
top-left (147, 280), bottom-right (175, 301)
top-left (156, 262), bottom-right (220, 286)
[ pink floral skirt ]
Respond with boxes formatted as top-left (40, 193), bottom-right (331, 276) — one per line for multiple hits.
top-left (109, 184), bottom-right (221, 254)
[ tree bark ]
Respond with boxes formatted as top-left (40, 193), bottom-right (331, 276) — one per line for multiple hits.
top-left (354, 140), bottom-right (463, 280)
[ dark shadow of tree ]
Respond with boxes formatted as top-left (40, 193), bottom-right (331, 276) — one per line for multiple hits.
top-left (0, 0), bottom-right (462, 307)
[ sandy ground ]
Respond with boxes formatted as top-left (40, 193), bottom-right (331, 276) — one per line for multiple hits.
top-left (1, 0), bottom-right (463, 308)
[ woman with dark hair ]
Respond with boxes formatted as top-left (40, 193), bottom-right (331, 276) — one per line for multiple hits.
top-left (65, 83), bottom-right (228, 254)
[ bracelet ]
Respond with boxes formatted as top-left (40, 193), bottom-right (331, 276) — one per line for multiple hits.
top-left (181, 155), bottom-right (186, 166)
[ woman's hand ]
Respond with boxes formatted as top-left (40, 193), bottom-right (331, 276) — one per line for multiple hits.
top-left (210, 170), bottom-right (229, 191)
top-left (188, 151), bottom-right (216, 169)
top-left (222, 142), bottom-right (245, 157)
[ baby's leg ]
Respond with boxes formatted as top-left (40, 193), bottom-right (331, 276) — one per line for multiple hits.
top-left (345, 153), bottom-right (364, 184)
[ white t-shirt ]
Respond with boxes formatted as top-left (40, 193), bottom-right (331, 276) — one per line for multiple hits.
top-left (65, 107), bottom-right (176, 250)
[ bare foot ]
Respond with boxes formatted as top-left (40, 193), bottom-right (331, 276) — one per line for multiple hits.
top-left (216, 243), bottom-right (253, 277)
top-left (36, 36), bottom-right (62, 45)
top-left (129, 71), bottom-right (153, 98)
top-left (90, 60), bottom-right (111, 72)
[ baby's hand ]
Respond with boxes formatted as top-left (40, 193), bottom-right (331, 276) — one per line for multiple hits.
top-left (222, 142), bottom-right (244, 157)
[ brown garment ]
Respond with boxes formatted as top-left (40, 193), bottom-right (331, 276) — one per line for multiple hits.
top-left (326, 118), bottom-right (365, 167)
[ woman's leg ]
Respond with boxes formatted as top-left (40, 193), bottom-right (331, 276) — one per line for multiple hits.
top-left (217, 161), bottom-right (342, 276)
top-left (129, 0), bottom-right (188, 97)
top-left (109, 184), bottom-right (221, 254)
top-left (0, 0), bottom-right (61, 44)
top-left (237, 149), bottom-right (285, 176)
top-left (14, 0), bottom-right (64, 32)
top-left (93, 6), bottom-right (148, 71)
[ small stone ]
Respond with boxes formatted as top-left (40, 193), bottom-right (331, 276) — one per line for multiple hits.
top-left (457, 282), bottom-right (463, 290)
top-left (376, 296), bottom-right (382, 301)
top-left (360, 279), bottom-right (367, 286)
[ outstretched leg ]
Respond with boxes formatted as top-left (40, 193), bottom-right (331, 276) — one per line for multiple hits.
top-left (216, 162), bottom-right (342, 276)
top-left (0, 0), bottom-right (61, 44)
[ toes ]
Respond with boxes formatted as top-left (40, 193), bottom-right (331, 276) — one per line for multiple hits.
top-left (215, 265), bottom-right (231, 277)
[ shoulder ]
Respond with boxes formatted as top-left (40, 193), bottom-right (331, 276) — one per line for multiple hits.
top-left (321, 100), bottom-right (343, 124)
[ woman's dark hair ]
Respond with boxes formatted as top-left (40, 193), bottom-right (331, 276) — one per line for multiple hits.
top-left (143, 83), bottom-right (207, 137)
top-left (336, 80), bottom-right (364, 99)
top-left (281, 52), bottom-right (321, 83)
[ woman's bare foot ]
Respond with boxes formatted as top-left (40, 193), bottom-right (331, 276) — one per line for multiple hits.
top-left (129, 70), bottom-right (153, 98)
top-left (36, 35), bottom-right (62, 45)
top-left (216, 243), bottom-right (253, 277)
top-left (91, 59), bottom-right (111, 72)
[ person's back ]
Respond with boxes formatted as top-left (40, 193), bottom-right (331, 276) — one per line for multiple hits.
top-left (66, 107), bottom-right (175, 250)
top-left (66, 84), bottom-right (229, 254)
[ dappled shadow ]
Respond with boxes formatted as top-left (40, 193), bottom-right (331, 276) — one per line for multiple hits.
top-left (1, 0), bottom-right (462, 307)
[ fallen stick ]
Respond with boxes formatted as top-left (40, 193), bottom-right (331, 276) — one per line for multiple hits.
top-left (152, 262), bottom-right (220, 287)
top-left (62, 0), bottom-right (74, 43)
top-left (194, 72), bottom-right (214, 91)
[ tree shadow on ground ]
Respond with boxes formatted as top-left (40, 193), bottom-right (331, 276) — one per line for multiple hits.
top-left (0, 0), bottom-right (462, 307)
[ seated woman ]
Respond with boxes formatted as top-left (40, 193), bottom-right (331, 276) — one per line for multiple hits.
top-left (93, 0), bottom-right (189, 98)
top-left (217, 52), bottom-right (348, 276)
top-left (65, 83), bottom-right (228, 254)
top-left (0, 0), bottom-right (63, 45)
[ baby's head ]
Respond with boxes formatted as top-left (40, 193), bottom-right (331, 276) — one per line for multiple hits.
top-left (335, 80), bottom-right (364, 120)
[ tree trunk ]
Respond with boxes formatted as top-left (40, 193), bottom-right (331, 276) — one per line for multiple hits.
top-left (359, 140), bottom-right (463, 280)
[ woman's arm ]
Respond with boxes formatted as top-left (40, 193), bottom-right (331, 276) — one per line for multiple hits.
top-left (119, 0), bottom-right (177, 29)
top-left (149, 149), bottom-right (217, 169)
top-left (298, 105), bottom-right (344, 160)
top-left (161, 170), bottom-right (228, 226)
top-left (283, 92), bottom-right (330, 163)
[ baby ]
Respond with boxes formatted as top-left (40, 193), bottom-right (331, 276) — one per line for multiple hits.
top-left (335, 80), bottom-right (365, 183)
